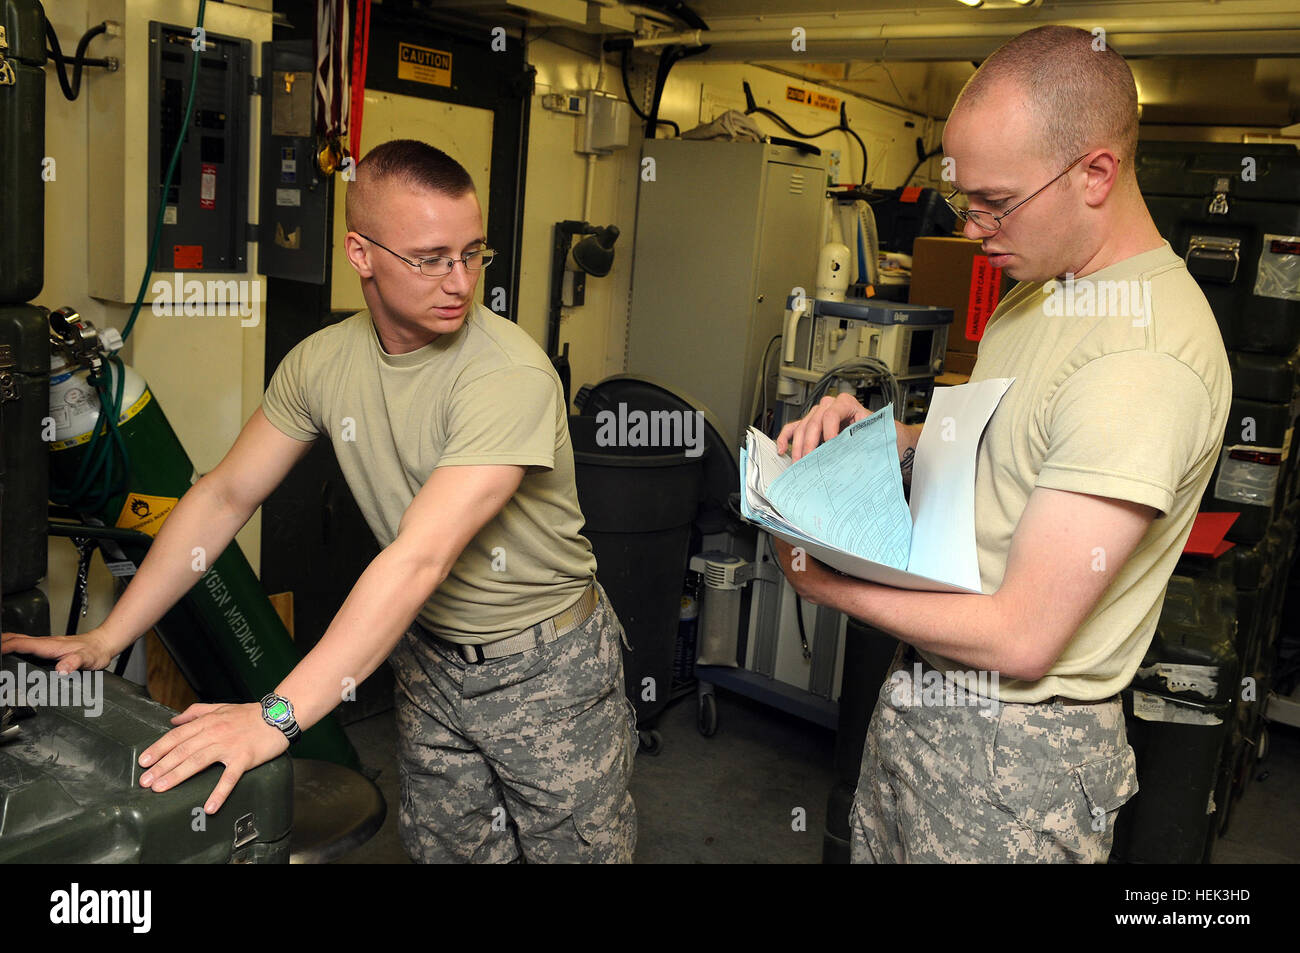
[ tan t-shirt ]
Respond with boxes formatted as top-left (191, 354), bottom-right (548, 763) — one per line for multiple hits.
top-left (922, 241), bottom-right (1231, 702)
top-left (261, 303), bottom-right (596, 644)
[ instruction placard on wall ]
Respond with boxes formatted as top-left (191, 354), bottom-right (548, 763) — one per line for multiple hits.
top-left (785, 86), bottom-right (840, 112)
top-left (398, 43), bottom-right (452, 87)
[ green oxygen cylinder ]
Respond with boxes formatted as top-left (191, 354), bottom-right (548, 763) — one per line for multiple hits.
top-left (0, 0), bottom-right (47, 303)
top-left (49, 347), bottom-right (361, 770)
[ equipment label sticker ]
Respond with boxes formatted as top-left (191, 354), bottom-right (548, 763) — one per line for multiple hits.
top-left (397, 43), bottom-right (451, 86)
top-left (115, 492), bottom-right (179, 538)
top-left (200, 163), bottom-right (217, 210)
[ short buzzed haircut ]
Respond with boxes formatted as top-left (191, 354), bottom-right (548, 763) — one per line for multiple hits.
top-left (345, 139), bottom-right (476, 233)
top-left (953, 25), bottom-right (1139, 171)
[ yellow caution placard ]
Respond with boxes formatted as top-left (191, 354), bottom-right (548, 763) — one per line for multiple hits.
top-left (785, 86), bottom-right (839, 112)
top-left (115, 492), bottom-right (179, 538)
top-left (397, 43), bottom-right (452, 87)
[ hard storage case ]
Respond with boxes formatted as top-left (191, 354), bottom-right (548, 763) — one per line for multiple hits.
top-left (0, 652), bottom-right (293, 863)
top-left (1138, 142), bottom-right (1300, 355)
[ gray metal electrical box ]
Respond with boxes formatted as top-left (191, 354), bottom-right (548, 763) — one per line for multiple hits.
top-left (147, 21), bottom-right (253, 273)
top-left (626, 140), bottom-right (828, 452)
top-left (257, 39), bottom-right (328, 283)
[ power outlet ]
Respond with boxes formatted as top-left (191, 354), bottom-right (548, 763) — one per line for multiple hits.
top-left (542, 93), bottom-right (586, 115)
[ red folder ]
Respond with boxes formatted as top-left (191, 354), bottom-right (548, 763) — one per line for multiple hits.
top-left (1182, 511), bottom-right (1239, 558)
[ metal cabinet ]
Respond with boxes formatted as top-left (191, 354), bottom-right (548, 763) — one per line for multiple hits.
top-left (626, 140), bottom-right (829, 452)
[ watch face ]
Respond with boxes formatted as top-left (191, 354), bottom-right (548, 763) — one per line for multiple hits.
top-left (266, 700), bottom-right (289, 722)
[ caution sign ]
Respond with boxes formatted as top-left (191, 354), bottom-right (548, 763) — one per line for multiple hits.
top-left (784, 86), bottom-right (838, 112)
top-left (115, 492), bottom-right (179, 538)
top-left (397, 43), bottom-right (451, 87)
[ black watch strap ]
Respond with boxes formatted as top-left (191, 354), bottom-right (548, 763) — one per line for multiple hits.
top-left (261, 692), bottom-right (301, 745)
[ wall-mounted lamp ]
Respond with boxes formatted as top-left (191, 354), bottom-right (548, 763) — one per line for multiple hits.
top-left (570, 225), bottom-right (620, 278)
top-left (548, 220), bottom-right (621, 407)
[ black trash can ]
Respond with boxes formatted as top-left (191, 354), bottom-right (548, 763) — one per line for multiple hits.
top-left (1110, 573), bottom-right (1239, 864)
top-left (568, 415), bottom-right (705, 740)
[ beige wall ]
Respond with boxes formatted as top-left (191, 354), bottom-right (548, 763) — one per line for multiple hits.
top-left (519, 38), bottom-right (941, 407)
top-left (40, 0), bottom-right (269, 638)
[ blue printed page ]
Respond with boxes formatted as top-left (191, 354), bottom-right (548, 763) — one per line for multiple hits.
top-left (764, 405), bottom-right (911, 570)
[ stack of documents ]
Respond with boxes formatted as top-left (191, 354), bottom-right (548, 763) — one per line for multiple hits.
top-left (740, 378), bottom-right (1014, 593)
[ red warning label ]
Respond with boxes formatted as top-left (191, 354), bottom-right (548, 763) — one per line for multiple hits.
top-left (200, 163), bottom-right (217, 210)
top-left (174, 244), bottom-right (203, 269)
top-left (966, 255), bottom-right (1003, 341)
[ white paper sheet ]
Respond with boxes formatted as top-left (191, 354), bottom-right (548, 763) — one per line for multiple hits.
top-left (905, 378), bottom-right (1015, 591)
top-left (740, 378), bottom-right (1014, 593)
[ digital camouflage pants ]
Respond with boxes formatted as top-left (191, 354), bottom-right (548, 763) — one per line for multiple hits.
top-left (852, 643), bottom-right (1139, 863)
top-left (388, 583), bottom-right (638, 863)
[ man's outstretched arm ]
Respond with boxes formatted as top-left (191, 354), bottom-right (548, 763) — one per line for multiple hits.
top-left (135, 461), bottom-right (526, 813)
top-left (2, 408), bottom-right (314, 670)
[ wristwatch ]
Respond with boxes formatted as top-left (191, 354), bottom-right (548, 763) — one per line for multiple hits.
top-left (260, 692), bottom-right (301, 745)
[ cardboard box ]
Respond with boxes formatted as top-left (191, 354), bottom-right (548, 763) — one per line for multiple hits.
top-left (909, 237), bottom-right (1009, 353)
top-left (942, 350), bottom-right (977, 376)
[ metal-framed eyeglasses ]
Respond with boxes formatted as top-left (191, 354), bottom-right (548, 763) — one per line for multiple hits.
top-left (357, 233), bottom-right (496, 278)
top-left (944, 154), bottom-right (1089, 234)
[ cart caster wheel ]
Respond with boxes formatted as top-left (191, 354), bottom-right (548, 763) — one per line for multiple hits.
top-left (638, 729), bottom-right (663, 756)
top-left (698, 694), bottom-right (718, 737)
top-left (1257, 725), bottom-right (1270, 762)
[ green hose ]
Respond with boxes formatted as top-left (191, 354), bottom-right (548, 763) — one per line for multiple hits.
top-left (58, 0), bottom-right (206, 513)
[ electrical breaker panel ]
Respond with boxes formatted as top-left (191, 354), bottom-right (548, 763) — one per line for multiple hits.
top-left (86, 0), bottom-right (272, 301)
top-left (147, 21), bottom-right (252, 274)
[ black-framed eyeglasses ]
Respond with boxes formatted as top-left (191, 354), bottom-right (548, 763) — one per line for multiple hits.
top-left (357, 233), bottom-right (496, 278)
top-left (944, 154), bottom-right (1089, 233)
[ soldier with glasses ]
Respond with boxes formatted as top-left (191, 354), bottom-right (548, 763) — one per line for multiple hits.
top-left (773, 25), bottom-right (1231, 863)
top-left (4, 139), bottom-right (637, 864)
